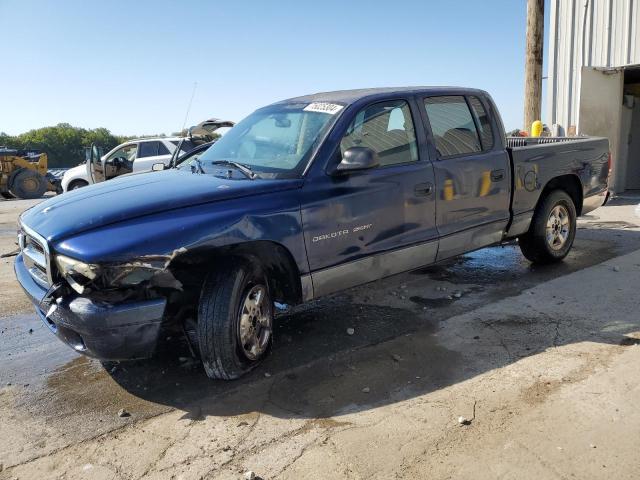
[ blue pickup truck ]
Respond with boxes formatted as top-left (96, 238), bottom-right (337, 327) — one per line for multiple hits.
top-left (15, 87), bottom-right (610, 380)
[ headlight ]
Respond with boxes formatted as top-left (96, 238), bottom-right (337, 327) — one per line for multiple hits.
top-left (55, 254), bottom-right (101, 294)
top-left (54, 255), bottom-right (178, 294)
top-left (103, 265), bottom-right (156, 286)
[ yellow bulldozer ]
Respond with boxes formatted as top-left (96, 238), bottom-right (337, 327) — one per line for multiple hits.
top-left (0, 147), bottom-right (61, 199)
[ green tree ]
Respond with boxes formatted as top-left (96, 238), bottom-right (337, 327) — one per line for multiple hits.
top-left (2, 124), bottom-right (135, 168)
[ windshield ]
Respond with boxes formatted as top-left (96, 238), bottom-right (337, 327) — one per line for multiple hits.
top-left (187, 102), bottom-right (341, 177)
top-left (175, 145), bottom-right (208, 167)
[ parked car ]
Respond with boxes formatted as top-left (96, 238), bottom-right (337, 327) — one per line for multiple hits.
top-left (60, 137), bottom-right (188, 192)
top-left (15, 87), bottom-right (610, 380)
top-left (61, 120), bottom-right (233, 191)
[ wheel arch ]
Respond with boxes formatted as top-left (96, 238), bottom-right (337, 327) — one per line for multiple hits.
top-left (537, 174), bottom-right (583, 215)
top-left (67, 178), bottom-right (89, 190)
top-left (61, 166), bottom-right (89, 192)
top-left (168, 240), bottom-right (304, 307)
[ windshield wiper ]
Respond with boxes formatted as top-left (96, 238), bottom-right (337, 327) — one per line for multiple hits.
top-left (211, 160), bottom-right (257, 180)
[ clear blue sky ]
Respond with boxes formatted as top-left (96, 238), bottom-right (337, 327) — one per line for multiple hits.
top-left (0, 0), bottom-right (548, 136)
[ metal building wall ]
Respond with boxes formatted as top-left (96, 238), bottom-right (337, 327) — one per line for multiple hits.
top-left (547, 0), bottom-right (640, 131)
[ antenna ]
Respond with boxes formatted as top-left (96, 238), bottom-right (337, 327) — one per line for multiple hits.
top-left (181, 82), bottom-right (198, 134)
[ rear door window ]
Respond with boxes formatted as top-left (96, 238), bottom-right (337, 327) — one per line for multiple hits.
top-left (138, 141), bottom-right (160, 158)
top-left (423, 96), bottom-right (481, 157)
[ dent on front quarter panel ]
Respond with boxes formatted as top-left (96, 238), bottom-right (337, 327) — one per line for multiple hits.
top-left (54, 188), bottom-right (307, 268)
top-left (52, 189), bottom-right (309, 311)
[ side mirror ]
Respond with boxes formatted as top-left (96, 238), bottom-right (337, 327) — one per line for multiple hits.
top-left (152, 163), bottom-right (165, 172)
top-left (333, 146), bottom-right (379, 175)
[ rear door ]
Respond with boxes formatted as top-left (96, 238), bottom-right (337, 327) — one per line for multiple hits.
top-left (301, 98), bottom-right (438, 297)
top-left (420, 94), bottom-right (511, 260)
top-left (133, 141), bottom-right (172, 172)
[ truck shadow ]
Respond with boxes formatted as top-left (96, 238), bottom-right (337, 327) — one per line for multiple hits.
top-left (44, 223), bottom-right (640, 422)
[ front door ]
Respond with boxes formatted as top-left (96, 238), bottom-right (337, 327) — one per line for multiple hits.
top-left (300, 98), bottom-right (438, 298)
top-left (88, 142), bottom-right (138, 184)
top-left (85, 144), bottom-right (105, 184)
top-left (420, 94), bottom-right (511, 260)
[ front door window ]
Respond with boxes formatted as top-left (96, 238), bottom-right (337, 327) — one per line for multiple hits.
top-left (340, 100), bottom-right (419, 166)
top-left (108, 144), bottom-right (138, 163)
top-left (106, 144), bottom-right (137, 177)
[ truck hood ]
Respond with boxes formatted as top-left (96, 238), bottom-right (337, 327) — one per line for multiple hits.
top-left (21, 169), bottom-right (302, 242)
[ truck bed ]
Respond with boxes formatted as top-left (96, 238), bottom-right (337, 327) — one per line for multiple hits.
top-left (506, 136), bottom-right (610, 237)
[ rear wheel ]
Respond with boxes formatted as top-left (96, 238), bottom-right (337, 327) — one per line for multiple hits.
top-left (519, 190), bottom-right (577, 264)
top-left (197, 260), bottom-right (273, 380)
top-left (0, 191), bottom-right (14, 199)
top-left (9, 169), bottom-right (47, 199)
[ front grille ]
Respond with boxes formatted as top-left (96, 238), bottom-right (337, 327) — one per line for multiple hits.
top-left (19, 224), bottom-right (52, 288)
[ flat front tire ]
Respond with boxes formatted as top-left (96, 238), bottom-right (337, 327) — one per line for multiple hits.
top-left (197, 260), bottom-right (273, 380)
top-left (519, 190), bottom-right (577, 264)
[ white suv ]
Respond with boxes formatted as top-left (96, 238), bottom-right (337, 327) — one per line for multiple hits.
top-left (61, 137), bottom-right (196, 192)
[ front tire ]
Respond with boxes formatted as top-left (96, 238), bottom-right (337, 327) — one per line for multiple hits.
top-left (68, 179), bottom-right (89, 191)
top-left (519, 190), bottom-right (577, 264)
top-left (197, 260), bottom-right (273, 380)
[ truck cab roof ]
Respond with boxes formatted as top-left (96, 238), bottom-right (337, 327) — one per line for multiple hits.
top-left (277, 86), bottom-right (490, 106)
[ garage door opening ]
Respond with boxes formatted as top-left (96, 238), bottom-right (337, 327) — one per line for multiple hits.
top-left (622, 67), bottom-right (640, 191)
top-left (579, 65), bottom-right (640, 193)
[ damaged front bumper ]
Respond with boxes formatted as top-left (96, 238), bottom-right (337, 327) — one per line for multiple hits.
top-left (15, 253), bottom-right (167, 360)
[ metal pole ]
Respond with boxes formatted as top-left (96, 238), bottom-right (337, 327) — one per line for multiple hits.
top-left (524, 0), bottom-right (545, 132)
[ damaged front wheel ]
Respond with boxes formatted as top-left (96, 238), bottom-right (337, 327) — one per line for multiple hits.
top-left (197, 260), bottom-right (273, 380)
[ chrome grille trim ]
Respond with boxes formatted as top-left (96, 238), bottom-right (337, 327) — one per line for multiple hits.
top-left (19, 222), bottom-right (53, 287)
top-left (28, 266), bottom-right (48, 285)
top-left (23, 243), bottom-right (46, 269)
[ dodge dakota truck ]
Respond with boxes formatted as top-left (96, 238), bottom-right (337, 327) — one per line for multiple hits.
top-left (15, 87), bottom-right (610, 380)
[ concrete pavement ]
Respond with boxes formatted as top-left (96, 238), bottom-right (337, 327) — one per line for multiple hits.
top-left (1, 195), bottom-right (639, 479)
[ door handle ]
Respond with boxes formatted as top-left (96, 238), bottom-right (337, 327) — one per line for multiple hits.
top-left (414, 182), bottom-right (433, 196)
top-left (490, 169), bottom-right (505, 182)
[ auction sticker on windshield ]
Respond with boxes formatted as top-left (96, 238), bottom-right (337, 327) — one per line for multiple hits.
top-left (303, 102), bottom-right (344, 115)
